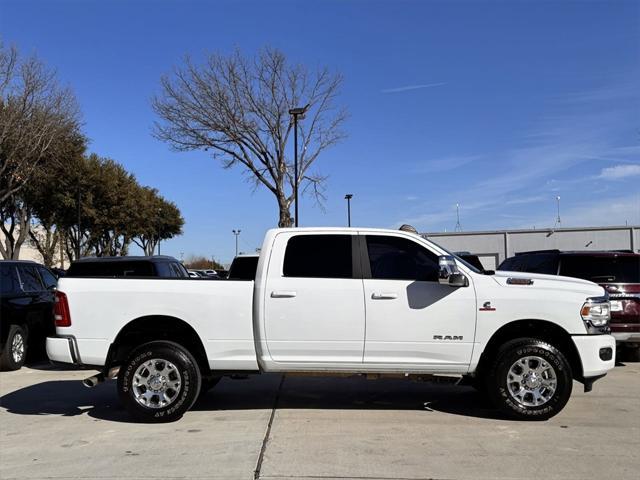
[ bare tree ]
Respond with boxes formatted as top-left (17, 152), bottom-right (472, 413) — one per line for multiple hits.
top-left (0, 43), bottom-right (81, 206)
top-left (153, 48), bottom-right (347, 227)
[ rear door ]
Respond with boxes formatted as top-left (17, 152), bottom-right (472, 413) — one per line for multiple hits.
top-left (1, 264), bottom-right (24, 343)
top-left (15, 264), bottom-right (50, 338)
top-left (263, 232), bottom-right (365, 364)
top-left (361, 233), bottom-right (477, 369)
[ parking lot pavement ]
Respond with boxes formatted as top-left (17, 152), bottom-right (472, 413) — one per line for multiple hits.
top-left (1, 363), bottom-right (639, 480)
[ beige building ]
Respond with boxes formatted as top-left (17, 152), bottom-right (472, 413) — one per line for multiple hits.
top-left (0, 225), bottom-right (69, 268)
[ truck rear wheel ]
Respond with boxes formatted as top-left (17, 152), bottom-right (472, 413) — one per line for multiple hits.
top-left (117, 341), bottom-right (201, 423)
top-left (0, 325), bottom-right (27, 371)
top-left (486, 338), bottom-right (572, 420)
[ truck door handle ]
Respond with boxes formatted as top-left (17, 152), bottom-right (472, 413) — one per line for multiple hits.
top-left (271, 291), bottom-right (297, 298)
top-left (371, 292), bottom-right (398, 300)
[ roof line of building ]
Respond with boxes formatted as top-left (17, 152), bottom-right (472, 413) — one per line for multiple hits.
top-left (424, 225), bottom-right (639, 237)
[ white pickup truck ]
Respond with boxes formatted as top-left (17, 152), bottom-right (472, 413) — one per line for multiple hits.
top-left (47, 227), bottom-right (615, 422)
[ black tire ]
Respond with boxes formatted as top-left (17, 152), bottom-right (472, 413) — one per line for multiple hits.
top-left (117, 341), bottom-right (202, 423)
top-left (0, 325), bottom-right (27, 371)
top-left (486, 338), bottom-right (573, 420)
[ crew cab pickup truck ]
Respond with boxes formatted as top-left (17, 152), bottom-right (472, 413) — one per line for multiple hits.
top-left (47, 228), bottom-right (615, 422)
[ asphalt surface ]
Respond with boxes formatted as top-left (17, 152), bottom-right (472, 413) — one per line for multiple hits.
top-left (0, 361), bottom-right (638, 480)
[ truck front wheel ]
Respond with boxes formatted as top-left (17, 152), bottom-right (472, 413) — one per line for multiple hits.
top-left (117, 341), bottom-right (201, 423)
top-left (487, 338), bottom-right (572, 420)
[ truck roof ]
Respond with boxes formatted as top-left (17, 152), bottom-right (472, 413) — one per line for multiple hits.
top-left (268, 227), bottom-right (424, 235)
top-left (72, 255), bottom-right (180, 263)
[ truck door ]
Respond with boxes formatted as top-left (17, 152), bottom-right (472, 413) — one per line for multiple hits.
top-left (263, 233), bottom-right (365, 364)
top-left (361, 234), bottom-right (476, 369)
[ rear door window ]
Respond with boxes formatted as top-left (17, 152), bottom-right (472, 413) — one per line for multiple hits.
top-left (0, 265), bottom-right (21, 295)
top-left (283, 235), bottom-right (353, 278)
top-left (38, 267), bottom-right (58, 289)
top-left (19, 265), bottom-right (44, 291)
top-left (560, 255), bottom-right (640, 283)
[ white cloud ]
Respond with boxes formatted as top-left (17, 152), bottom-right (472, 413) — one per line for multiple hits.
top-left (599, 164), bottom-right (640, 180)
top-left (381, 83), bottom-right (446, 93)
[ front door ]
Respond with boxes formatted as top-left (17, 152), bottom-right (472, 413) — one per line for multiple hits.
top-left (264, 233), bottom-right (365, 364)
top-left (362, 234), bottom-right (477, 369)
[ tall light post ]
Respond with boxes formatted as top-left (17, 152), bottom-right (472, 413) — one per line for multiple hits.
top-left (555, 196), bottom-right (561, 226)
top-left (157, 208), bottom-right (162, 255)
top-left (344, 194), bottom-right (353, 227)
top-left (289, 104), bottom-right (310, 227)
top-left (232, 229), bottom-right (241, 257)
top-left (76, 183), bottom-right (81, 260)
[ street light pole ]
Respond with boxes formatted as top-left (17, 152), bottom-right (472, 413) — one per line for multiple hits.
top-left (289, 104), bottom-right (310, 227)
top-left (344, 194), bottom-right (353, 227)
top-left (76, 184), bottom-right (81, 260)
top-left (232, 229), bottom-right (241, 257)
top-left (556, 196), bottom-right (561, 226)
top-left (157, 208), bottom-right (162, 255)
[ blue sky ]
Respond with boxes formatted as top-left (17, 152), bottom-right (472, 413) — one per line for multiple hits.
top-left (2, 0), bottom-right (639, 263)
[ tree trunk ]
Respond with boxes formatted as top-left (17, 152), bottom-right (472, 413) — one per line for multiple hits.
top-left (0, 203), bottom-right (31, 259)
top-left (277, 195), bottom-right (293, 228)
top-left (29, 222), bottom-right (60, 267)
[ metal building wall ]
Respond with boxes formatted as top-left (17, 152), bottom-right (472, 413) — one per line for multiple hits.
top-left (425, 226), bottom-right (639, 270)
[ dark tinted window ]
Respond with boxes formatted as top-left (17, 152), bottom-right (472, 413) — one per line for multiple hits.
top-left (155, 262), bottom-right (174, 277)
top-left (283, 235), bottom-right (353, 278)
top-left (19, 265), bottom-right (44, 291)
top-left (0, 264), bottom-right (21, 295)
top-left (498, 257), bottom-right (521, 271)
top-left (228, 256), bottom-right (259, 280)
top-left (171, 262), bottom-right (188, 278)
top-left (560, 255), bottom-right (640, 283)
top-left (523, 254), bottom-right (559, 275)
top-left (39, 267), bottom-right (58, 289)
top-left (66, 261), bottom-right (155, 277)
top-left (499, 254), bottom-right (558, 274)
top-left (366, 235), bottom-right (439, 281)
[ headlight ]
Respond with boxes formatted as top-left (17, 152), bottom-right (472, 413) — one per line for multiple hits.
top-left (581, 296), bottom-right (611, 332)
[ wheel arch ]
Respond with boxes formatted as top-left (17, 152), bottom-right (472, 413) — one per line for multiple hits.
top-left (476, 319), bottom-right (584, 382)
top-left (106, 315), bottom-right (210, 375)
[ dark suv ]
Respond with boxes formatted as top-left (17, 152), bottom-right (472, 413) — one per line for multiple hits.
top-left (66, 256), bottom-right (189, 278)
top-left (0, 261), bottom-right (58, 370)
top-left (498, 250), bottom-right (640, 357)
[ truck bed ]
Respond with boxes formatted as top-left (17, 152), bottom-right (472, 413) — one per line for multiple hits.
top-left (54, 278), bottom-right (258, 369)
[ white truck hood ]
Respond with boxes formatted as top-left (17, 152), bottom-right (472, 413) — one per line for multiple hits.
top-left (491, 270), bottom-right (605, 298)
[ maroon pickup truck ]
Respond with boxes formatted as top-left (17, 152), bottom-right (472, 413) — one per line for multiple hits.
top-left (498, 250), bottom-right (640, 360)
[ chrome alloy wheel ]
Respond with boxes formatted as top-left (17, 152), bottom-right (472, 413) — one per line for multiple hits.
top-left (11, 333), bottom-right (24, 363)
top-left (506, 356), bottom-right (557, 407)
top-left (132, 359), bottom-right (182, 409)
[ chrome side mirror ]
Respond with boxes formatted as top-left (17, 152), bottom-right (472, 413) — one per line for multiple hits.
top-left (438, 255), bottom-right (468, 287)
